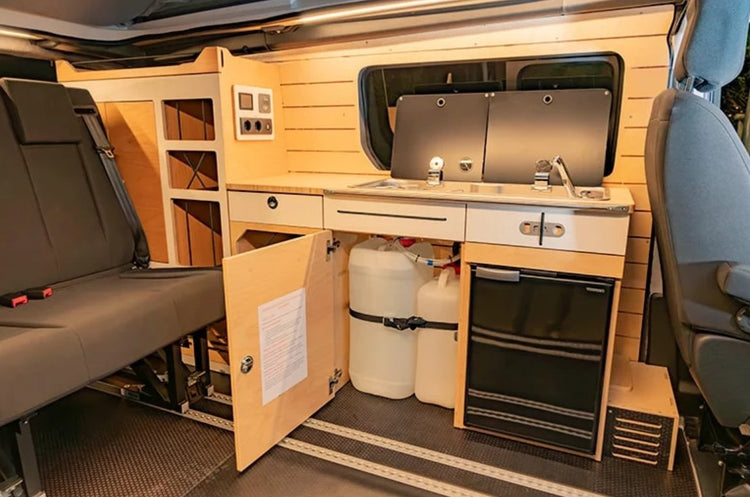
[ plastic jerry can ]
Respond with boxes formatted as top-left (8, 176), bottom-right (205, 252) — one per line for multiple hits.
top-left (415, 267), bottom-right (460, 408)
top-left (348, 237), bottom-right (433, 399)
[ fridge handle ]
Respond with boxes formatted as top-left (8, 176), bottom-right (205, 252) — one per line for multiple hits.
top-left (475, 266), bottom-right (521, 282)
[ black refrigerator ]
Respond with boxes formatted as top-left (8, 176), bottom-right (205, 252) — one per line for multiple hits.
top-left (465, 265), bottom-right (614, 454)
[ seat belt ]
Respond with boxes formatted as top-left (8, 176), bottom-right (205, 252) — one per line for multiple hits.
top-left (75, 106), bottom-right (150, 269)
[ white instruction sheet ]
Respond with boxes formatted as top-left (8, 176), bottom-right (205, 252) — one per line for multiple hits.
top-left (258, 288), bottom-right (308, 406)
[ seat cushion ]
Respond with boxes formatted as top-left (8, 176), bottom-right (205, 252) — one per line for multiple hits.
top-left (119, 268), bottom-right (225, 335)
top-left (0, 267), bottom-right (224, 380)
top-left (0, 326), bottom-right (89, 426)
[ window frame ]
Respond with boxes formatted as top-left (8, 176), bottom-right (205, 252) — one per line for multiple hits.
top-left (358, 52), bottom-right (624, 178)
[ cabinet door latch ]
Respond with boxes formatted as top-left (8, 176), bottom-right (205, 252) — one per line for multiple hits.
top-left (326, 239), bottom-right (340, 260)
top-left (329, 368), bottom-right (343, 394)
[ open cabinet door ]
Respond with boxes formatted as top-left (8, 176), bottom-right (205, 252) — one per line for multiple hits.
top-left (223, 230), bottom-right (336, 471)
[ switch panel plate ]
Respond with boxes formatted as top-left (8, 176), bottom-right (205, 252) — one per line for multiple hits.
top-left (233, 84), bottom-right (274, 141)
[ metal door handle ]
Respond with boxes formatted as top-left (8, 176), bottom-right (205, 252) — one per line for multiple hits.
top-left (475, 267), bottom-right (520, 282)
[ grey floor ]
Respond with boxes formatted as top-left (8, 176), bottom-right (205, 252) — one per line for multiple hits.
top-left (30, 384), bottom-right (701, 497)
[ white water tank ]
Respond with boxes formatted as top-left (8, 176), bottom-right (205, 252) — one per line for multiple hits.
top-left (348, 238), bottom-right (434, 399)
top-left (415, 267), bottom-right (460, 409)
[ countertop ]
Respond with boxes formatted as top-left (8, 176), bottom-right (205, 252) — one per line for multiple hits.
top-left (228, 173), bottom-right (634, 213)
top-left (227, 173), bottom-right (387, 195)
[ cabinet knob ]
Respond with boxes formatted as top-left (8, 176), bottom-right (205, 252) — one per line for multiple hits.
top-left (240, 356), bottom-right (254, 374)
top-left (267, 196), bottom-right (278, 209)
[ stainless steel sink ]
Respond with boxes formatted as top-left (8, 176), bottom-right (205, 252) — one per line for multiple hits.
top-left (351, 178), bottom-right (464, 192)
top-left (349, 178), bottom-right (609, 200)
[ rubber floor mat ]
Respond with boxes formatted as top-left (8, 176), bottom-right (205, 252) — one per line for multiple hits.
top-left (32, 389), bottom-right (234, 497)
top-left (311, 385), bottom-right (699, 497)
top-left (186, 447), bottom-right (442, 497)
top-left (289, 425), bottom-right (556, 497)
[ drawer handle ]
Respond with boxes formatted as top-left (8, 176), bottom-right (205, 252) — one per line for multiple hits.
top-left (267, 196), bottom-right (278, 209)
top-left (336, 210), bottom-right (447, 222)
top-left (475, 267), bottom-right (520, 282)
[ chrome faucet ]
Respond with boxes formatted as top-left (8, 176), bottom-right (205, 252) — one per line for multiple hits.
top-left (534, 155), bottom-right (609, 200)
top-left (550, 155), bottom-right (578, 199)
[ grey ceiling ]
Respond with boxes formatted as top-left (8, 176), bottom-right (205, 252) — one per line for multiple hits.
top-left (0, 0), bottom-right (156, 26)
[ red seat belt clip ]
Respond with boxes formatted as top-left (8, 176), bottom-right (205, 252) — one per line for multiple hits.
top-left (0, 293), bottom-right (28, 308)
top-left (26, 287), bottom-right (53, 300)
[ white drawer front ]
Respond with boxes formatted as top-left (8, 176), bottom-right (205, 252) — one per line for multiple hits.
top-left (324, 197), bottom-right (466, 241)
top-left (228, 191), bottom-right (323, 228)
top-left (466, 204), bottom-right (545, 249)
top-left (541, 208), bottom-right (630, 255)
top-left (466, 204), bottom-right (630, 255)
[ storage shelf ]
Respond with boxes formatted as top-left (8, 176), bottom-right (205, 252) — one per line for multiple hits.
top-left (162, 140), bottom-right (218, 151)
top-left (168, 189), bottom-right (224, 202)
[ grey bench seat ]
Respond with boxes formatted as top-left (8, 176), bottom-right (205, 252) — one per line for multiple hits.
top-left (0, 267), bottom-right (224, 384)
top-left (0, 78), bottom-right (226, 427)
top-left (0, 326), bottom-right (90, 427)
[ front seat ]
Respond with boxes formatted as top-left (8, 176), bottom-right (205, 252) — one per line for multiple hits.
top-left (645, 0), bottom-right (750, 490)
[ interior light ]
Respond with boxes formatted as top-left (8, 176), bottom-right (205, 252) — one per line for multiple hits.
top-left (295, 0), bottom-right (458, 25)
top-left (0, 27), bottom-right (41, 41)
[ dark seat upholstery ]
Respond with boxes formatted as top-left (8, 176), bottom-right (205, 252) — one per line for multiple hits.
top-left (0, 78), bottom-right (225, 427)
top-left (645, 0), bottom-right (750, 428)
top-left (0, 326), bottom-right (89, 427)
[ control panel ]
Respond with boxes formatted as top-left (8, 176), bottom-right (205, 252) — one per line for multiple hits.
top-left (233, 85), bottom-right (274, 141)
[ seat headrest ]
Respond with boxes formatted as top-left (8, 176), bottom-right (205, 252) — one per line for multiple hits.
top-left (0, 78), bottom-right (81, 144)
top-left (674, 0), bottom-right (750, 92)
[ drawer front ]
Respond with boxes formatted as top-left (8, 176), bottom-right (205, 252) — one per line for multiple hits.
top-left (466, 204), bottom-right (630, 255)
top-left (228, 191), bottom-right (323, 228)
top-left (324, 197), bottom-right (466, 241)
top-left (542, 209), bottom-right (630, 255)
top-left (466, 204), bottom-right (544, 249)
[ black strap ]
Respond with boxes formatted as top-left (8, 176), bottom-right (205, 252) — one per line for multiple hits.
top-left (76, 107), bottom-right (150, 268)
top-left (349, 307), bottom-right (458, 331)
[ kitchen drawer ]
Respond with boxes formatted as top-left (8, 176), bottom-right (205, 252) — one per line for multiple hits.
top-left (228, 191), bottom-right (323, 228)
top-left (324, 196), bottom-right (466, 241)
top-left (466, 204), bottom-right (630, 255)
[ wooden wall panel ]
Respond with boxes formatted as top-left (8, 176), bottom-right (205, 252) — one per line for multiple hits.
top-left (217, 53), bottom-right (289, 186)
top-left (621, 98), bottom-right (655, 128)
top-left (616, 128), bottom-right (649, 157)
top-left (628, 212), bottom-right (653, 238)
top-left (103, 102), bottom-right (169, 263)
top-left (623, 263), bottom-right (648, 290)
top-left (281, 83), bottom-right (359, 107)
top-left (285, 129), bottom-right (361, 151)
top-left (608, 156), bottom-right (646, 183)
top-left (284, 106), bottom-right (359, 129)
top-left (252, 5), bottom-right (675, 359)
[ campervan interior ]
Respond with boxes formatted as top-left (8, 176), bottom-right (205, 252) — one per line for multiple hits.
top-left (1, 0), bottom-right (749, 496)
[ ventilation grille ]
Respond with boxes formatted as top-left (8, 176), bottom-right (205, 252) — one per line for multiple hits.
top-left (603, 407), bottom-right (675, 469)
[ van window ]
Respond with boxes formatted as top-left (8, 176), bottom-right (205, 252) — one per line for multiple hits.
top-left (360, 54), bottom-right (622, 175)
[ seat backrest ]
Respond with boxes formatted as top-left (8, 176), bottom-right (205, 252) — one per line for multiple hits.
top-left (645, 0), bottom-right (750, 426)
top-left (0, 79), bottom-right (136, 295)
